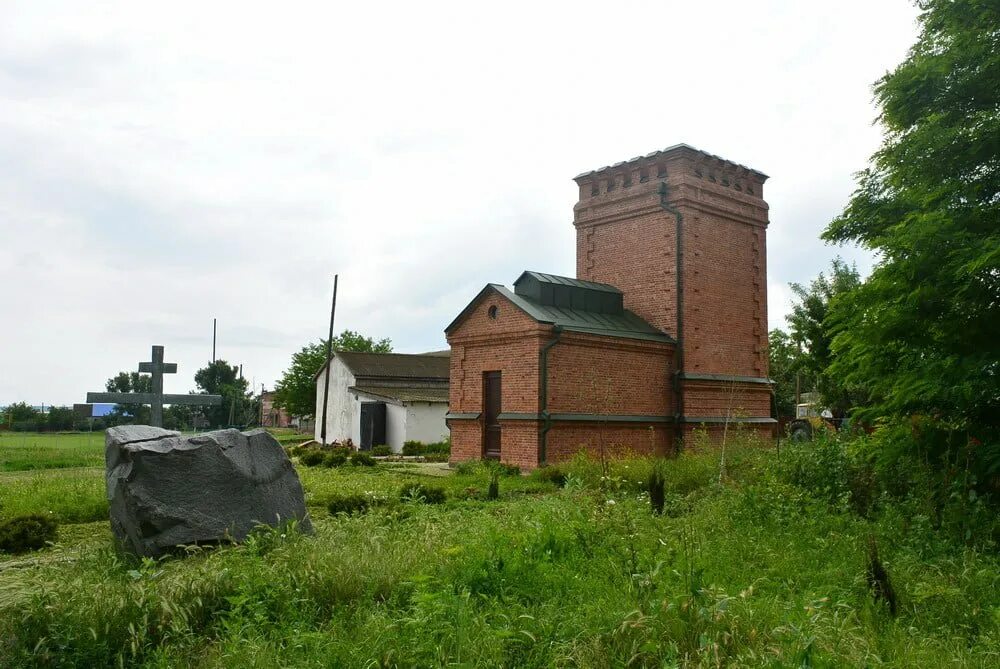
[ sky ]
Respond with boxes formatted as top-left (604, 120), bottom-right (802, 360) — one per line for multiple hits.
top-left (0, 0), bottom-right (921, 406)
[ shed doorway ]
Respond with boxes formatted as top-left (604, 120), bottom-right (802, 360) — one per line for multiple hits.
top-left (359, 402), bottom-right (386, 451)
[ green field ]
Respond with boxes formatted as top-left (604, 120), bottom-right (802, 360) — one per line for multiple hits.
top-left (0, 431), bottom-right (106, 471)
top-left (0, 431), bottom-right (997, 667)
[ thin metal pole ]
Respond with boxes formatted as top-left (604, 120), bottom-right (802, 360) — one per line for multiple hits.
top-left (212, 318), bottom-right (217, 363)
top-left (320, 275), bottom-right (339, 444)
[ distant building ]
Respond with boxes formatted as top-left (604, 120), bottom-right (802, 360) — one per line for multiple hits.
top-left (313, 351), bottom-right (450, 451)
top-left (259, 391), bottom-right (291, 428)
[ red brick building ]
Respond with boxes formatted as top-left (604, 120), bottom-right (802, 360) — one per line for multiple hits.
top-left (260, 390), bottom-right (292, 428)
top-left (446, 144), bottom-right (773, 469)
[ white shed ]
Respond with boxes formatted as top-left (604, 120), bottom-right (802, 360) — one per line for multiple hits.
top-left (313, 350), bottom-right (449, 452)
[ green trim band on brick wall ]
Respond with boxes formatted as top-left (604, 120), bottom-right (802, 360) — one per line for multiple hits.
top-left (497, 413), bottom-right (540, 421)
top-left (445, 412), bottom-right (480, 420)
top-left (679, 372), bottom-right (773, 385)
top-left (551, 413), bottom-right (674, 423)
top-left (498, 413), bottom-right (675, 423)
top-left (682, 416), bottom-right (777, 424)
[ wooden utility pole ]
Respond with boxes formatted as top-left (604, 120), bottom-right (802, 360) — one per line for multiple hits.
top-left (320, 275), bottom-right (339, 445)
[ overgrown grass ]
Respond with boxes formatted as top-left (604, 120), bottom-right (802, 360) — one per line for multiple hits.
top-left (0, 433), bottom-right (997, 666)
top-left (0, 468), bottom-right (106, 524)
top-left (0, 429), bottom-right (308, 473)
top-left (0, 432), bottom-right (104, 471)
top-left (265, 428), bottom-right (312, 447)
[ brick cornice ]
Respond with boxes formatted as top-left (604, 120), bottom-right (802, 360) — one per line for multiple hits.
top-left (573, 181), bottom-right (768, 231)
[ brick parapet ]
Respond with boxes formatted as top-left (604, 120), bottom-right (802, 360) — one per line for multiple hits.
top-left (573, 145), bottom-right (768, 228)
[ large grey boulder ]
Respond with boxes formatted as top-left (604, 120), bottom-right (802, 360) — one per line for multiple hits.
top-left (105, 425), bottom-right (312, 557)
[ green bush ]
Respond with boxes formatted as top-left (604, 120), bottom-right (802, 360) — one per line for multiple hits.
top-left (0, 514), bottom-right (58, 554)
top-left (323, 453), bottom-right (347, 468)
top-left (299, 450), bottom-right (326, 467)
top-left (399, 483), bottom-right (446, 504)
top-left (327, 494), bottom-right (371, 516)
top-left (402, 441), bottom-right (426, 456)
top-left (494, 462), bottom-right (520, 477)
top-left (452, 460), bottom-right (478, 476)
top-left (351, 452), bottom-right (376, 467)
top-left (424, 440), bottom-right (451, 455)
top-left (775, 434), bottom-right (878, 515)
top-left (371, 445), bottom-right (392, 457)
top-left (534, 465), bottom-right (567, 488)
top-left (401, 441), bottom-right (450, 456)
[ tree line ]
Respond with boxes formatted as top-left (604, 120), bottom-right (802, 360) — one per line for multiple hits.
top-left (768, 0), bottom-right (998, 474)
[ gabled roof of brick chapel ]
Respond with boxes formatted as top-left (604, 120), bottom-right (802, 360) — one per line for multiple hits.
top-left (446, 271), bottom-right (675, 344)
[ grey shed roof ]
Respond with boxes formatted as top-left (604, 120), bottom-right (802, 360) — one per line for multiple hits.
top-left (447, 272), bottom-right (674, 344)
top-left (314, 350), bottom-right (450, 381)
top-left (350, 385), bottom-right (450, 404)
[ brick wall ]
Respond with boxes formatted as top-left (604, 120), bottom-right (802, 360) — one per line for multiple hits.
top-left (679, 205), bottom-right (768, 378)
top-left (446, 289), bottom-right (548, 467)
top-left (575, 207), bottom-right (677, 335)
top-left (547, 332), bottom-right (673, 416)
top-left (547, 423), bottom-right (673, 463)
top-left (682, 379), bottom-right (771, 418)
top-left (447, 291), bottom-right (680, 469)
top-left (447, 291), bottom-right (547, 416)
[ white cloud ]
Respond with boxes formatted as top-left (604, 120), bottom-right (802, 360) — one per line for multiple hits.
top-left (0, 0), bottom-right (919, 404)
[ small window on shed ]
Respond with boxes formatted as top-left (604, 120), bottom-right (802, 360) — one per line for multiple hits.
top-left (488, 305), bottom-right (498, 320)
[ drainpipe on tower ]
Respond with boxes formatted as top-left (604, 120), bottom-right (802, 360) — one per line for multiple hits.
top-left (538, 325), bottom-right (564, 465)
top-left (658, 182), bottom-right (685, 451)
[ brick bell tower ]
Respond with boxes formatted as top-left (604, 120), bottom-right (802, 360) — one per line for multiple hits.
top-left (572, 144), bottom-right (774, 438)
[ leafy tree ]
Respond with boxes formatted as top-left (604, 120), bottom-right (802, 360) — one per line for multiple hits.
top-left (45, 406), bottom-right (76, 431)
top-left (3, 402), bottom-right (43, 431)
top-left (273, 329), bottom-right (393, 417)
top-left (194, 360), bottom-right (251, 428)
top-left (105, 371), bottom-right (152, 425)
top-left (5, 402), bottom-right (38, 423)
top-left (767, 328), bottom-right (801, 418)
top-left (330, 330), bottom-right (392, 355)
top-left (824, 0), bottom-right (1000, 439)
top-left (786, 258), bottom-right (864, 417)
top-left (163, 405), bottom-right (194, 431)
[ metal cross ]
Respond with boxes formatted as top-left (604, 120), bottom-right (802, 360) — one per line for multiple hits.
top-left (86, 345), bottom-right (222, 428)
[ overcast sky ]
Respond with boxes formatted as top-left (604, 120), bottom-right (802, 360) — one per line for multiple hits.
top-left (1, 0), bottom-right (920, 406)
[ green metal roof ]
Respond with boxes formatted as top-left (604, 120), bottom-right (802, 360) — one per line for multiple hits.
top-left (513, 271), bottom-right (625, 314)
top-left (515, 271), bottom-right (621, 294)
top-left (446, 272), bottom-right (674, 344)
